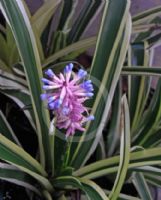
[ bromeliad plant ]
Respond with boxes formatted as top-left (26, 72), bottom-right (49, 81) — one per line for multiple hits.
top-left (1, 0), bottom-right (161, 199)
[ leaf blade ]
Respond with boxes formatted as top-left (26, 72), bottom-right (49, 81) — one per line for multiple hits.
top-left (0, 0), bottom-right (52, 169)
top-left (132, 172), bottom-right (153, 200)
top-left (53, 176), bottom-right (109, 200)
top-left (109, 96), bottom-right (131, 200)
top-left (71, 0), bottom-right (131, 168)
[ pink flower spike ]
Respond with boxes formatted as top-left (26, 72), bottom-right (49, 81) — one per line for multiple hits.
top-left (41, 63), bottom-right (94, 137)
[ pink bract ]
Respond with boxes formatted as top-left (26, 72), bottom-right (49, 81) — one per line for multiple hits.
top-left (41, 63), bottom-right (94, 137)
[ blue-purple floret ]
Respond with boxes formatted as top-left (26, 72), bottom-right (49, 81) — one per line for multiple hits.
top-left (87, 115), bottom-right (95, 121)
top-left (45, 69), bottom-right (55, 78)
top-left (40, 93), bottom-right (48, 100)
top-left (49, 99), bottom-right (62, 110)
top-left (81, 80), bottom-right (94, 92)
top-left (41, 78), bottom-right (54, 85)
top-left (64, 63), bottom-right (73, 73)
top-left (78, 69), bottom-right (87, 78)
top-left (48, 96), bottom-right (55, 103)
top-left (86, 92), bottom-right (94, 97)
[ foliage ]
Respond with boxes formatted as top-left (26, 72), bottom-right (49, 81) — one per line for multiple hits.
top-left (0, 0), bottom-right (161, 199)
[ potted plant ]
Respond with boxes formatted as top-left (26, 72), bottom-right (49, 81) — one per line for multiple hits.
top-left (0, 0), bottom-right (161, 199)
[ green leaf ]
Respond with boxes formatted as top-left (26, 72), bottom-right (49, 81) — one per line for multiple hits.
top-left (6, 24), bottom-right (19, 65)
top-left (73, 147), bottom-right (161, 178)
top-left (146, 32), bottom-right (161, 47)
top-left (107, 82), bottom-right (121, 156)
top-left (0, 69), bottom-right (28, 89)
top-left (109, 96), bottom-right (130, 200)
top-left (0, 89), bottom-right (36, 130)
top-left (127, 43), bottom-right (151, 133)
top-left (81, 179), bottom-right (109, 200)
top-left (132, 5), bottom-right (161, 25)
top-left (142, 128), bottom-right (161, 147)
top-left (49, 31), bottom-right (67, 54)
top-left (132, 172), bottom-right (153, 200)
top-left (31, 0), bottom-right (62, 36)
top-left (0, 134), bottom-right (46, 175)
top-left (133, 17), bottom-right (161, 43)
top-left (0, 59), bottom-right (10, 72)
top-left (57, 0), bottom-right (78, 32)
top-left (133, 166), bottom-right (161, 176)
top-left (132, 80), bottom-right (161, 146)
top-left (53, 176), bottom-right (109, 200)
top-left (0, 24), bottom-right (6, 35)
top-left (104, 190), bottom-right (141, 200)
top-left (53, 176), bottom-right (82, 189)
top-left (95, 135), bottom-right (106, 161)
top-left (0, 33), bottom-right (8, 66)
top-left (0, 110), bottom-right (21, 145)
top-left (42, 36), bottom-right (96, 68)
top-left (145, 174), bottom-right (161, 188)
top-left (0, 134), bottom-right (54, 192)
top-left (20, 1), bottom-right (44, 61)
top-left (0, 25), bottom-right (19, 69)
top-left (0, 162), bottom-right (40, 195)
top-left (0, 0), bottom-right (52, 169)
top-left (42, 190), bottom-right (53, 200)
top-left (67, 0), bottom-right (102, 43)
top-left (122, 66), bottom-right (161, 77)
top-left (133, 166), bottom-right (161, 190)
top-left (71, 0), bottom-right (131, 169)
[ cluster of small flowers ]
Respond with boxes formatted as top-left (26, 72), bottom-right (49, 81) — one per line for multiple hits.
top-left (41, 63), bottom-right (94, 137)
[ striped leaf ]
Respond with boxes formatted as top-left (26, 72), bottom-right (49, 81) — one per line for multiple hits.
top-left (0, 110), bottom-right (21, 146)
top-left (122, 66), bottom-right (161, 77)
top-left (132, 172), bottom-right (153, 200)
top-left (145, 174), bottom-right (161, 188)
top-left (57, 0), bottom-right (78, 32)
top-left (0, 89), bottom-right (36, 130)
top-left (70, 0), bottom-right (131, 169)
top-left (0, 24), bottom-right (6, 34)
top-left (132, 80), bottom-right (161, 147)
top-left (0, 69), bottom-right (28, 89)
top-left (132, 5), bottom-right (161, 25)
top-left (0, 33), bottom-right (9, 68)
top-left (0, 134), bottom-right (46, 175)
top-left (107, 83), bottom-right (121, 156)
top-left (127, 43), bottom-right (151, 133)
top-left (133, 17), bottom-right (161, 43)
top-left (0, 162), bottom-right (40, 195)
top-left (109, 96), bottom-right (130, 200)
top-left (0, 134), bottom-right (53, 192)
top-left (42, 36), bottom-right (96, 68)
top-left (5, 24), bottom-right (19, 66)
top-left (0, 24), bottom-right (19, 70)
top-left (0, 59), bottom-right (9, 72)
top-left (67, 0), bottom-right (102, 43)
top-left (53, 176), bottom-right (109, 200)
top-left (104, 190), bottom-right (141, 200)
top-left (31, 0), bottom-right (62, 36)
top-left (73, 146), bottom-right (161, 178)
top-left (0, 0), bottom-right (52, 169)
top-left (133, 166), bottom-right (161, 176)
